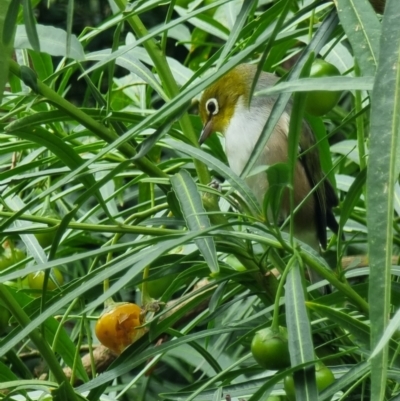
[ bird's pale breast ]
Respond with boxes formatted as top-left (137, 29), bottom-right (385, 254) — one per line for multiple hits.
top-left (224, 96), bottom-right (290, 205)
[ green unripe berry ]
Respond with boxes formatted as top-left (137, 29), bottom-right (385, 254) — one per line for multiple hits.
top-left (305, 59), bottom-right (342, 116)
top-left (251, 326), bottom-right (291, 370)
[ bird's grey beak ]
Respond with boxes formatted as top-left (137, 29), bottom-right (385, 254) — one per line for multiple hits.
top-left (199, 118), bottom-right (213, 145)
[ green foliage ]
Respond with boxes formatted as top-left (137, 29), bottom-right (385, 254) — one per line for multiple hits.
top-left (0, 0), bottom-right (399, 400)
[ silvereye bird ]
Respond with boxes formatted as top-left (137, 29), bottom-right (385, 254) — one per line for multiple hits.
top-left (199, 64), bottom-right (339, 254)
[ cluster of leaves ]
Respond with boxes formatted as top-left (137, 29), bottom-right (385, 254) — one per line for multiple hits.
top-left (0, 0), bottom-right (399, 401)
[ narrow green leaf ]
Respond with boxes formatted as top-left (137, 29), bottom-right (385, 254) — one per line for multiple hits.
top-left (287, 53), bottom-right (314, 245)
top-left (4, 108), bottom-right (142, 131)
top-left (66, 0), bottom-right (74, 59)
top-left (0, 379), bottom-right (57, 391)
top-left (22, 0), bottom-right (40, 52)
top-left (0, 0), bottom-right (16, 104)
top-left (367, 0), bottom-right (400, 398)
top-left (394, 182), bottom-right (400, 216)
top-left (323, 38), bottom-right (355, 74)
top-left (28, 49), bottom-right (54, 80)
top-left (285, 258), bottom-right (318, 401)
top-left (339, 168), bottom-right (366, 232)
top-left (5, 195), bottom-right (48, 265)
top-left (171, 170), bottom-right (219, 274)
top-left (306, 115), bottom-right (336, 186)
top-left (169, 6), bottom-right (230, 40)
top-left (212, 387), bottom-right (223, 401)
top-left (48, 207), bottom-right (78, 260)
top-left (2, 0), bottom-right (19, 45)
top-left (255, 76), bottom-right (374, 95)
top-left (168, 140), bottom-right (260, 215)
top-left (216, 0), bottom-right (255, 68)
top-left (335, 0), bottom-right (380, 76)
top-left (370, 307), bottom-right (400, 359)
top-left (249, 0), bottom-right (293, 102)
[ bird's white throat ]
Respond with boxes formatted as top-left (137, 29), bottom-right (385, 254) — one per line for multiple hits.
top-left (224, 96), bottom-right (290, 205)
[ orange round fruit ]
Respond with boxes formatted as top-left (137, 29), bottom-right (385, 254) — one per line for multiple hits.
top-left (95, 303), bottom-right (146, 355)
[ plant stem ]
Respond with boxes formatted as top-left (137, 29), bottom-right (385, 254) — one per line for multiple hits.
top-left (271, 255), bottom-right (295, 331)
top-left (0, 210), bottom-right (181, 236)
top-left (301, 251), bottom-right (370, 314)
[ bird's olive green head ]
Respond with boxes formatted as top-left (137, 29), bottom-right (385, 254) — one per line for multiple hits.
top-left (199, 64), bottom-right (256, 144)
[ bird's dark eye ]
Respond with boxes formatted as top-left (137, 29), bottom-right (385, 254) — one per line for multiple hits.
top-left (206, 98), bottom-right (219, 116)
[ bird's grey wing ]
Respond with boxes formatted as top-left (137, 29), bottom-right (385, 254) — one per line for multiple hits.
top-left (299, 122), bottom-right (339, 249)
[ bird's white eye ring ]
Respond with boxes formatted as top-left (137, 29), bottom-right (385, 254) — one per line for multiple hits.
top-left (206, 98), bottom-right (219, 116)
